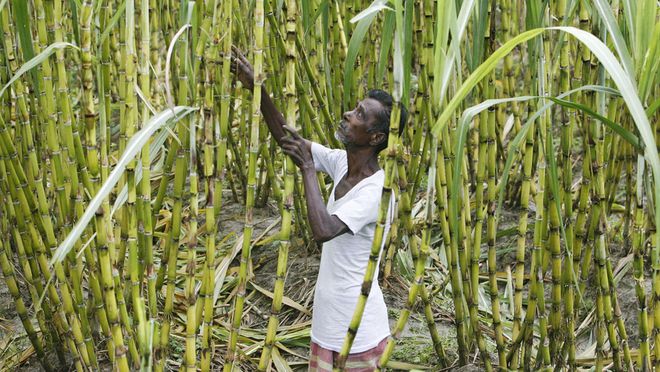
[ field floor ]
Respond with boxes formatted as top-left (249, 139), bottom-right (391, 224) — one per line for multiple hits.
top-left (0, 194), bottom-right (644, 371)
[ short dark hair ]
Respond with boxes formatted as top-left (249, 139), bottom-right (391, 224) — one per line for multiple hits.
top-left (365, 89), bottom-right (408, 152)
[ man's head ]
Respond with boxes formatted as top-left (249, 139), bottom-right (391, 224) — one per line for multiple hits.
top-left (336, 89), bottom-right (408, 153)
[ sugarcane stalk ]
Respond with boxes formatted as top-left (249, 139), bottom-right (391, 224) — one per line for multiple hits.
top-left (257, 0), bottom-right (297, 369)
top-left (224, 0), bottom-right (263, 368)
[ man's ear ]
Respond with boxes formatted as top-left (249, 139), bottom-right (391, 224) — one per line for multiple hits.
top-left (370, 132), bottom-right (386, 147)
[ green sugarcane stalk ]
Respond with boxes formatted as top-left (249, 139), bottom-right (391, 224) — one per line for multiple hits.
top-left (436, 124), bottom-right (468, 363)
top-left (185, 118), bottom-right (199, 371)
top-left (0, 211), bottom-right (50, 371)
top-left (77, 0), bottom-right (97, 273)
top-left (0, 178), bottom-right (58, 362)
top-left (575, 0), bottom-right (595, 301)
top-left (0, 167), bottom-right (65, 364)
top-left (589, 42), bottom-right (624, 369)
top-left (2, 5), bottom-right (92, 370)
top-left (633, 162), bottom-right (651, 370)
top-left (555, 0), bottom-right (577, 367)
top-left (485, 82), bottom-right (505, 367)
top-left (377, 134), bottom-right (447, 370)
top-left (532, 39), bottom-right (551, 369)
top-left (157, 51), bottom-right (191, 372)
top-left (94, 201), bottom-right (130, 371)
top-left (258, 0), bottom-right (297, 369)
top-left (224, 0), bottom-right (263, 368)
top-left (198, 2), bottom-right (232, 370)
top-left (510, 96), bottom-right (534, 371)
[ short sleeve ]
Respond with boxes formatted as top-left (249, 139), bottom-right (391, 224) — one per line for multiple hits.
top-left (311, 142), bottom-right (346, 180)
top-left (331, 183), bottom-right (383, 235)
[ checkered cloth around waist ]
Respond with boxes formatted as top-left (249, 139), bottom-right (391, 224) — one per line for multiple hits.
top-left (308, 337), bottom-right (388, 371)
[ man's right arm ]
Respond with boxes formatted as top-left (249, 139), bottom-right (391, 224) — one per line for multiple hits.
top-left (258, 89), bottom-right (288, 146)
top-left (231, 47), bottom-right (309, 151)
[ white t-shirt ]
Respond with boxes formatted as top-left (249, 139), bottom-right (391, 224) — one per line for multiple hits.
top-left (309, 142), bottom-right (392, 353)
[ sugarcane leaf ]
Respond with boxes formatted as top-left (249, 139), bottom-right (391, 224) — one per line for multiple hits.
top-left (634, 0), bottom-right (657, 63)
top-left (349, 0), bottom-right (392, 23)
top-left (10, 0), bottom-right (37, 89)
top-left (0, 42), bottom-right (78, 98)
top-left (434, 28), bottom-right (545, 136)
top-left (97, 0), bottom-right (127, 48)
top-left (0, 0), bottom-right (8, 14)
top-left (250, 282), bottom-right (311, 316)
top-left (622, 0), bottom-right (636, 48)
top-left (401, 0), bottom-right (413, 103)
top-left (440, 0), bottom-right (474, 102)
top-left (271, 347), bottom-right (294, 372)
top-left (545, 97), bottom-right (640, 150)
top-left (110, 119), bottom-right (172, 217)
top-left (343, 8), bottom-right (380, 107)
top-left (166, 24), bottom-right (192, 107)
top-left (376, 10), bottom-right (395, 84)
top-left (391, 0), bottom-right (404, 101)
top-left (50, 106), bottom-right (196, 265)
top-left (303, 0), bottom-right (328, 36)
top-left (467, 0), bottom-right (488, 72)
top-left (301, 0), bottom-right (310, 31)
top-left (68, 0), bottom-right (81, 46)
top-left (592, 0), bottom-right (635, 81)
top-left (637, 22), bottom-right (660, 101)
top-left (647, 97), bottom-right (660, 117)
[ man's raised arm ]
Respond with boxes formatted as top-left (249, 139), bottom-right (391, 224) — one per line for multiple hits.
top-left (230, 47), bottom-right (309, 151)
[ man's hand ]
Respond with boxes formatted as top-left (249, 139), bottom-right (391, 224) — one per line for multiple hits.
top-left (281, 125), bottom-right (313, 171)
top-left (229, 46), bottom-right (255, 90)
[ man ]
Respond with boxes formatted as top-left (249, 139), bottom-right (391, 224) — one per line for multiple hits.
top-left (230, 48), bottom-right (406, 371)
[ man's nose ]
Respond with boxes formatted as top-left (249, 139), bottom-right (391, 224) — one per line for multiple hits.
top-left (342, 111), bottom-right (350, 121)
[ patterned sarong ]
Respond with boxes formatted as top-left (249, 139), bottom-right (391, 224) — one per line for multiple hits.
top-left (308, 337), bottom-right (388, 371)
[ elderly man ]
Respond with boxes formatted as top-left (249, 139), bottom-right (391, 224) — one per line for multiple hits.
top-left (230, 49), bottom-right (406, 371)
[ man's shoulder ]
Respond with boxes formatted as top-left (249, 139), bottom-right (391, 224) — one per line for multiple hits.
top-left (312, 142), bottom-right (346, 162)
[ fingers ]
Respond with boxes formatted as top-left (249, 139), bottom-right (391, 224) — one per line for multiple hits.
top-left (231, 45), bottom-right (251, 66)
top-left (281, 144), bottom-right (303, 164)
top-left (283, 125), bottom-right (302, 139)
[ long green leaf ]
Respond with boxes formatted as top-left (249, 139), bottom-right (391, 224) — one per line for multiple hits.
top-left (376, 10), bottom-right (395, 84)
top-left (432, 28), bottom-right (545, 137)
top-left (546, 96), bottom-right (640, 149)
top-left (10, 0), bottom-right (37, 89)
top-left (303, 0), bottom-right (329, 36)
top-left (344, 0), bottom-right (393, 105)
top-left (592, 0), bottom-right (635, 81)
top-left (0, 42), bottom-right (78, 98)
top-left (97, 0), bottom-right (127, 48)
top-left (50, 106), bottom-right (196, 265)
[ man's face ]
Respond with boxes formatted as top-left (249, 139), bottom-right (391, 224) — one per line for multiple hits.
top-left (336, 97), bottom-right (385, 149)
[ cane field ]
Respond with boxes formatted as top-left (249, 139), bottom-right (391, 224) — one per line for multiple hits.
top-left (0, 0), bottom-right (658, 371)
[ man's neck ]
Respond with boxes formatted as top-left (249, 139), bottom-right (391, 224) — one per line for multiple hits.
top-left (345, 147), bottom-right (380, 180)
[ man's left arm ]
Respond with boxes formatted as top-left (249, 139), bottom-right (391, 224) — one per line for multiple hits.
top-left (280, 126), bottom-right (349, 243)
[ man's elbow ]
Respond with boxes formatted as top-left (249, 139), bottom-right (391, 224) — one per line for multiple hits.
top-left (312, 231), bottom-right (334, 244)
top-left (311, 226), bottom-right (348, 244)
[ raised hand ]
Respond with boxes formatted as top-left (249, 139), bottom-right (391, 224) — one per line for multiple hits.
top-left (228, 46), bottom-right (255, 90)
top-left (281, 125), bottom-right (313, 171)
